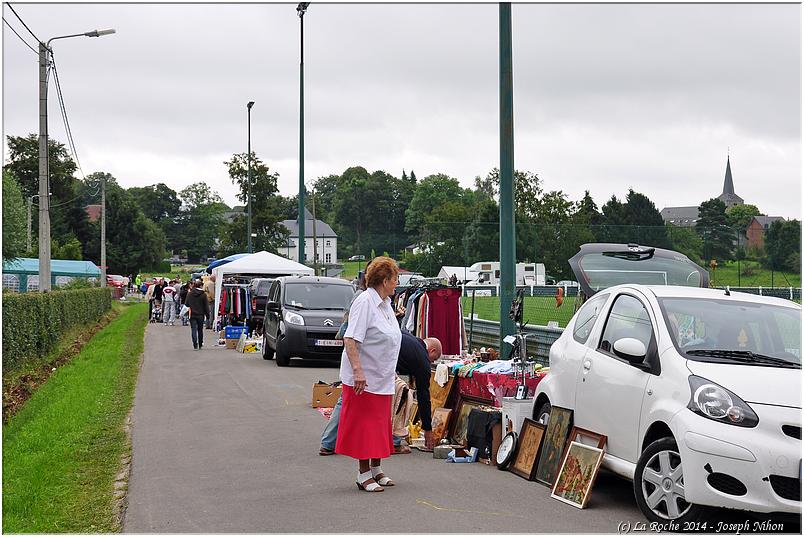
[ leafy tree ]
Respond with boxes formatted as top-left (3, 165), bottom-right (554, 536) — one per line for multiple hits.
top-left (409, 170), bottom-right (417, 183)
top-left (485, 168), bottom-right (543, 219)
top-left (473, 174), bottom-right (497, 202)
top-left (51, 237), bottom-right (83, 260)
top-left (401, 170), bottom-right (408, 182)
top-left (332, 166), bottom-right (371, 257)
top-left (667, 225), bottom-right (704, 266)
top-left (128, 183), bottom-right (181, 224)
top-left (726, 204), bottom-right (762, 231)
top-left (597, 189), bottom-right (669, 247)
top-left (2, 171), bottom-right (27, 262)
top-left (696, 198), bottom-right (733, 263)
top-left (765, 220), bottom-right (801, 271)
top-left (404, 173), bottom-right (467, 235)
top-left (575, 191), bottom-right (602, 228)
top-left (177, 182), bottom-right (227, 262)
top-left (463, 198), bottom-right (500, 264)
top-left (221, 152), bottom-right (289, 255)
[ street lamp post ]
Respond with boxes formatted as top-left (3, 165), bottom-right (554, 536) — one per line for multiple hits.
top-left (38, 28), bottom-right (115, 292)
top-left (247, 101), bottom-right (255, 253)
top-left (297, 2), bottom-right (309, 265)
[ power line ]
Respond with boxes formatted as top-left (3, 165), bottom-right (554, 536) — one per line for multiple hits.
top-left (3, 17), bottom-right (37, 55)
top-left (5, 3), bottom-right (40, 44)
top-left (51, 55), bottom-right (86, 181)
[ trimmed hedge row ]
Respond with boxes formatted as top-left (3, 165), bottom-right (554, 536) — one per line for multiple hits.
top-left (3, 288), bottom-right (113, 371)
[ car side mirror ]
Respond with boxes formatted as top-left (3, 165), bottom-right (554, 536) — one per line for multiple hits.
top-left (613, 338), bottom-right (647, 363)
top-left (266, 301), bottom-right (281, 313)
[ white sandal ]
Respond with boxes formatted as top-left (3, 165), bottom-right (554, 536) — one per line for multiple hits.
top-left (371, 466), bottom-right (394, 487)
top-left (356, 470), bottom-right (384, 492)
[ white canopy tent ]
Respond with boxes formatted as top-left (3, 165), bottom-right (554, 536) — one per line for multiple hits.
top-left (212, 250), bottom-right (314, 327)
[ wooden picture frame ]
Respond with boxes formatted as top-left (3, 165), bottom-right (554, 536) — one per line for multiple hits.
top-left (449, 396), bottom-right (486, 447)
top-left (508, 418), bottom-right (546, 480)
top-left (567, 426), bottom-right (607, 451)
top-left (551, 441), bottom-right (605, 509)
top-left (534, 406), bottom-right (574, 487)
top-left (431, 407), bottom-right (452, 444)
top-left (429, 373), bottom-right (455, 418)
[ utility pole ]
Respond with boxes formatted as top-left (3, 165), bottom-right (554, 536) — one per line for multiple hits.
top-left (101, 175), bottom-right (107, 287)
top-left (38, 42), bottom-right (52, 291)
top-left (297, 2), bottom-right (309, 265)
top-left (27, 196), bottom-right (33, 253)
top-left (247, 101), bottom-right (255, 253)
top-left (498, 3), bottom-right (516, 356)
top-left (311, 186), bottom-right (318, 275)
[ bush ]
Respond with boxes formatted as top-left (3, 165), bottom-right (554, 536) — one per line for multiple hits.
top-left (2, 287), bottom-right (112, 371)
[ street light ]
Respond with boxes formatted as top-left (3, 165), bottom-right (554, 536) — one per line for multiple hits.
top-left (247, 101), bottom-right (255, 253)
top-left (38, 28), bottom-right (115, 291)
top-left (297, 2), bottom-right (309, 265)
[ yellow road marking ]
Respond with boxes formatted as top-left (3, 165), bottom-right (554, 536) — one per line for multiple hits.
top-left (415, 498), bottom-right (525, 518)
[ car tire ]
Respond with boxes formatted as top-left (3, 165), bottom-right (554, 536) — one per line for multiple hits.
top-left (633, 437), bottom-right (704, 524)
top-left (262, 332), bottom-right (274, 360)
top-left (535, 401), bottom-right (552, 426)
top-left (275, 334), bottom-right (290, 367)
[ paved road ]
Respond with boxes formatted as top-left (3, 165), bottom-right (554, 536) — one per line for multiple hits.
top-left (124, 322), bottom-right (795, 533)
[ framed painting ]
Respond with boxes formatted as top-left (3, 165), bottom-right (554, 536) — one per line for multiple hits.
top-left (551, 441), bottom-right (605, 509)
top-left (508, 418), bottom-right (546, 480)
top-left (449, 396), bottom-right (486, 447)
top-left (534, 406), bottom-right (573, 487)
top-left (567, 427), bottom-right (607, 451)
top-left (429, 373), bottom-right (455, 418)
top-left (431, 407), bottom-right (452, 444)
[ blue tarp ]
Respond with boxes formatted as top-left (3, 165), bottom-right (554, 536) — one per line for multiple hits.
top-left (205, 253), bottom-right (249, 273)
top-left (3, 258), bottom-right (100, 277)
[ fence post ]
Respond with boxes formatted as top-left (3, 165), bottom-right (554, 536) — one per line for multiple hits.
top-left (790, 287), bottom-right (793, 301)
top-left (758, 286), bottom-right (763, 296)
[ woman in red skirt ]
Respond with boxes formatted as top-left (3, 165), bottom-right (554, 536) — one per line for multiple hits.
top-left (336, 256), bottom-right (402, 492)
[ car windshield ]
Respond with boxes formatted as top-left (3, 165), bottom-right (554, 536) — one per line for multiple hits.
top-left (284, 283), bottom-right (354, 310)
top-left (579, 252), bottom-right (705, 291)
top-left (658, 297), bottom-right (801, 367)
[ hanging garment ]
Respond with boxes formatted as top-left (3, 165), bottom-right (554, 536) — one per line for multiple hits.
top-left (426, 288), bottom-right (462, 355)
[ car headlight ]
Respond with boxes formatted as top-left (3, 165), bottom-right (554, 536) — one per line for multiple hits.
top-left (284, 310), bottom-right (305, 326)
top-left (687, 375), bottom-right (758, 428)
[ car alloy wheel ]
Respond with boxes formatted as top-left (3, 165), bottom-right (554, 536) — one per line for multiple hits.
top-left (634, 437), bottom-right (701, 523)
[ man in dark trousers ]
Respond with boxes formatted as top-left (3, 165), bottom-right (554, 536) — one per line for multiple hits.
top-left (319, 332), bottom-right (442, 455)
top-left (184, 280), bottom-right (210, 350)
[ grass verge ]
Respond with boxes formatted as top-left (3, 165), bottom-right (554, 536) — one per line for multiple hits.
top-left (3, 302), bottom-right (148, 533)
top-left (463, 295), bottom-right (577, 327)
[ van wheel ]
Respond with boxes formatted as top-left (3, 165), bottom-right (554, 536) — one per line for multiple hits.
top-left (535, 401), bottom-right (551, 426)
top-left (634, 437), bottom-right (703, 524)
top-left (275, 335), bottom-right (290, 367)
top-left (262, 333), bottom-right (274, 360)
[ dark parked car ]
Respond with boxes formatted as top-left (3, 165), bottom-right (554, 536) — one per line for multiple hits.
top-left (262, 276), bottom-right (355, 366)
top-left (248, 278), bottom-right (274, 335)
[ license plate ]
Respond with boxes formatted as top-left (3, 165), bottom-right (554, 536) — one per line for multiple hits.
top-left (314, 339), bottom-right (343, 347)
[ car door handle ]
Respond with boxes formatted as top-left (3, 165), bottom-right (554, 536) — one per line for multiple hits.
top-left (583, 359), bottom-right (592, 372)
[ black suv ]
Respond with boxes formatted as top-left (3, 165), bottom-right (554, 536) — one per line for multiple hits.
top-left (248, 278), bottom-right (274, 335)
top-left (262, 276), bottom-right (355, 366)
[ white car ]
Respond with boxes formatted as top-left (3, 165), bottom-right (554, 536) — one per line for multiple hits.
top-left (533, 243), bottom-right (801, 523)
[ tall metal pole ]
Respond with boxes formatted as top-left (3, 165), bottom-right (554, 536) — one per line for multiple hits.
top-left (101, 175), bottom-right (107, 287)
top-left (247, 101), bottom-right (254, 253)
top-left (27, 196), bottom-right (32, 253)
top-left (311, 186), bottom-right (318, 275)
top-left (297, 3), bottom-right (308, 264)
top-left (38, 42), bottom-right (52, 292)
top-left (498, 3), bottom-right (516, 356)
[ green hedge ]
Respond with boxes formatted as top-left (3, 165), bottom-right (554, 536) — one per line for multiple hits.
top-left (2, 288), bottom-right (112, 371)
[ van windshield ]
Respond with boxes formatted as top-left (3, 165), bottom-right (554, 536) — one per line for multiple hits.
top-left (658, 297), bottom-right (801, 367)
top-left (284, 283), bottom-right (355, 310)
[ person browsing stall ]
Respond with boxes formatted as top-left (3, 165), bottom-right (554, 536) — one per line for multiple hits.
top-left (335, 256), bottom-right (401, 493)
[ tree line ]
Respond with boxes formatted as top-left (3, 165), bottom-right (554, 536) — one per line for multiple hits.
top-left (3, 133), bottom-right (800, 280)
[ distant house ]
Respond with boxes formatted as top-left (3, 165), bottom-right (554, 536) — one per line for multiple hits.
top-left (222, 206), bottom-right (245, 224)
top-left (745, 215), bottom-right (785, 250)
top-left (280, 208), bottom-right (338, 264)
top-left (661, 155), bottom-right (745, 226)
top-left (85, 204), bottom-right (101, 223)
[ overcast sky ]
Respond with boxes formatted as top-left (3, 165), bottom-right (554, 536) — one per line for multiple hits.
top-left (3, 2), bottom-right (801, 218)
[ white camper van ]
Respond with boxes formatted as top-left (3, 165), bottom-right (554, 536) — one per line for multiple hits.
top-left (466, 262), bottom-right (546, 286)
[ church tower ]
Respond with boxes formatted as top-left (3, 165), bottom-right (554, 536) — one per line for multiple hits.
top-left (717, 155), bottom-right (744, 208)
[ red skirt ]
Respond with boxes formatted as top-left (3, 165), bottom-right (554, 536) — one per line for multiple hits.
top-left (335, 385), bottom-right (394, 460)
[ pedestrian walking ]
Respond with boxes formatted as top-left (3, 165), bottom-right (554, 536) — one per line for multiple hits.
top-left (203, 274), bottom-right (216, 329)
top-left (179, 280), bottom-right (190, 326)
top-left (162, 282), bottom-right (177, 325)
top-left (135, 273), bottom-right (142, 295)
top-left (173, 279), bottom-right (182, 323)
top-left (144, 279), bottom-right (156, 320)
top-left (185, 279), bottom-right (210, 350)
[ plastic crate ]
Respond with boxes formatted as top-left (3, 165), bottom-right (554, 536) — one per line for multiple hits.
top-left (225, 325), bottom-right (248, 339)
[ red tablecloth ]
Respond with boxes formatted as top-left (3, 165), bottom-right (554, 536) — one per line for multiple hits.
top-left (457, 371), bottom-right (545, 407)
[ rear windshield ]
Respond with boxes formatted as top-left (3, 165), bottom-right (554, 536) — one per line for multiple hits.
top-left (579, 252), bottom-right (704, 292)
top-left (658, 297), bottom-right (801, 367)
top-left (255, 281), bottom-right (273, 295)
top-left (284, 283), bottom-right (354, 310)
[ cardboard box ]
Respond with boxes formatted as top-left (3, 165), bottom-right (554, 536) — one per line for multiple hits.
top-left (225, 338), bottom-right (238, 349)
top-left (311, 382), bottom-right (342, 408)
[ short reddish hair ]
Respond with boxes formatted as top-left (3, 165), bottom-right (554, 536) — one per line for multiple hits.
top-left (365, 256), bottom-right (399, 289)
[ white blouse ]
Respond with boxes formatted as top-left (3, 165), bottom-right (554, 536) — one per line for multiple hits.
top-left (339, 287), bottom-right (402, 395)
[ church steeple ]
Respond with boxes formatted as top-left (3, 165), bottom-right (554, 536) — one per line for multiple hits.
top-left (717, 154), bottom-right (744, 208)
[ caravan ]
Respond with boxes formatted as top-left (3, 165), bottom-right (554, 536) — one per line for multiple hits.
top-left (466, 262), bottom-right (546, 286)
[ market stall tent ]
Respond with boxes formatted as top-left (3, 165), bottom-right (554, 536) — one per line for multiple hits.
top-left (2, 258), bottom-right (101, 292)
top-left (211, 250), bottom-right (314, 327)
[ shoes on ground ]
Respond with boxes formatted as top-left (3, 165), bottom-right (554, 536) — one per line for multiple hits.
top-left (392, 445), bottom-right (411, 455)
top-left (319, 446), bottom-right (335, 456)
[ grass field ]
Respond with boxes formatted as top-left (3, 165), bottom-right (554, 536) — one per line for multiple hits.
top-left (3, 302), bottom-right (148, 533)
top-left (709, 261), bottom-right (800, 288)
top-left (462, 295), bottom-right (577, 327)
